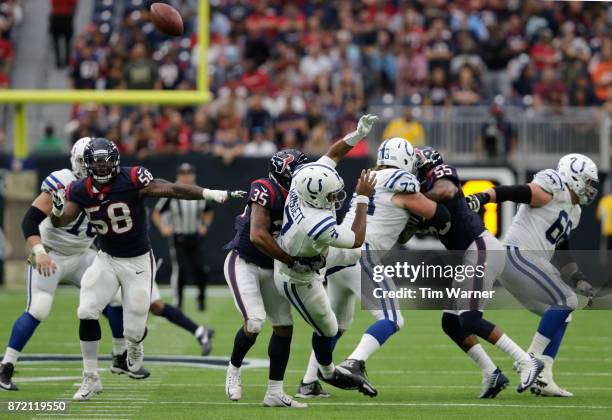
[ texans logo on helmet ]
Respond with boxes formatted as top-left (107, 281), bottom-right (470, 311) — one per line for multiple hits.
top-left (271, 154), bottom-right (295, 175)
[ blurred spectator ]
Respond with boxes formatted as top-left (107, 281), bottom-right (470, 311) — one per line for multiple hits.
top-left (35, 124), bottom-right (63, 155)
top-left (49, 0), bottom-right (77, 68)
top-left (383, 108), bottom-right (426, 146)
top-left (244, 94), bottom-right (273, 142)
top-left (243, 127), bottom-right (276, 157)
top-left (69, 42), bottom-right (99, 89)
top-left (191, 108), bottom-right (215, 153)
top-left (533, 66), bottom-right (567, 108)
top-left (530, 28), bottom-right (560, 71)
top-left (274, 98), bottom-right (308, 146)
top-left (590, 38), bottom-right (612, 103)
top-left (124, 43), bottom-right (160, 90)
top-left (303, 122), bottom-right (329, 156)
top-left (452, 65), bottom-right (482, 105)
top-left (478, 105), bottom-right (516, 159)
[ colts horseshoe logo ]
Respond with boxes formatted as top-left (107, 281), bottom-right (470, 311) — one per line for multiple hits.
top-left (306, 177), bottom-right (323, 194)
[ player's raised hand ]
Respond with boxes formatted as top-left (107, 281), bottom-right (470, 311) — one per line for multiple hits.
top-left (343, 114), bottom-right (379, 146)
top-left (465, 192), bottom-right (490, 213)
top-left (355, 169), bottom-right (377, 198)
top-left (51, 188), bottom-right (66, 217)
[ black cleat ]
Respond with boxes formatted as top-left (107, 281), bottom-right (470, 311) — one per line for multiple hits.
top-left (479, 368), bottom-right (509, 398)
top-left (110, 351), bottom-right (129, 375)
top-left (111, 351), bottom-right (150, 379)
top-left (338, 359), bottom-right (378, 397)
top-left (295, 380), bottom-right (330, 399)
top-left (317, 367), bottom-right (360, 391)
top-left (197, 327), bottom-right (215, 356)
top-left (0, 363), bottom-right (18, 391)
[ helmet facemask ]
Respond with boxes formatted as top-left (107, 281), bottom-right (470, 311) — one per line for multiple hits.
top-left (86, 150), bottom-right (119, 184)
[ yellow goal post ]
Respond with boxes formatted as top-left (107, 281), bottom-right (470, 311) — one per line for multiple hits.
top-left (0, 0), bottom-right (211, 159)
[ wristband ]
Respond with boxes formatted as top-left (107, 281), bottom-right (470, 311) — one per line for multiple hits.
top-left (342, 130), bottom-right (361, 146)
top-left (354, 195), bottom-right (369, 205)
top-left (33, 244), bottom-right (46, 256)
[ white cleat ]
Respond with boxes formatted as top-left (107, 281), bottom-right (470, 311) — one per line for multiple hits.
top-left (263, 392), bottom-right (308, 408)
top-left (225, 365), bottom-right (242, 401)
top-left (531, 370), bottom-right (574, 397)
top-left (517, 356), bottom-right (544, 393)
top-left (73, 372), bottom-right (103, 401)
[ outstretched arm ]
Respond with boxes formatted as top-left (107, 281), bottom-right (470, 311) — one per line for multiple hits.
top-left (466, 183), bottom-right (552, 212)
top-left (50, 200), bottom-right (81, 227)
top-left (323, 114), bottom-right (378, 165)
top-left (140, 179), bottom-right (246, 202)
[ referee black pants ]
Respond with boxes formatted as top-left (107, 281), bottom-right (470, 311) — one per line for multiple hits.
top-left (171, 234), bottom-right (208, 310)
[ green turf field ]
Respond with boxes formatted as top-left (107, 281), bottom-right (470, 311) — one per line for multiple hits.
top-left (0, 286), bottom-right (611, 419)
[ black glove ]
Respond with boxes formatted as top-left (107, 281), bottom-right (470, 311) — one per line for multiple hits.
top-left (465, 192), bottom-right (491, 212)
top-left (289, 255), bottom-right (327, 274)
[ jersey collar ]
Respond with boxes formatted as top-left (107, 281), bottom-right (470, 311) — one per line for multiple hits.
top-left (86, 176), bottom-right (113, 198)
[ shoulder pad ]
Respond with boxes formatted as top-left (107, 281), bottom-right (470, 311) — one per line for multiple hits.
top-left (532, 169), bottom-right (565, 196)
top-left (129, 166), bottom-right (154, 188)
top-left (41, 169), bottom-right (75, 193)
top-left (382, 170), bottom-right (420, 193)
top-left (305, 214), bottom-right (337, 241)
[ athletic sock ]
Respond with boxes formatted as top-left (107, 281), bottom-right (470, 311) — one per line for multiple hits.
top-left (311, 333), bottom-right (333, 366)
top-left (303, 351), bottom-right (319, 384)
top-left (268, 333), bottom-right (291, 381)
top-left (542, 321), bottom-right (569, 359)
top-left (80, 340), bottom-right (100, 374)
top-left (466, 343), bottom-right (496, 377)
top-left (7, 312), bottom-right (40, 352)
top-left (495, 334), bottom-right (529, 363)
top-left (527, 332), bottom-right (551, 356)
top-left (112, 338), bottom-right (127, 356)
top-left (230, 327), bottom-right (256, 368)
top-left (195, 325), bottom-right (205, 339)
top-left (267, 379), bottom-right (283, 395)
top-left (529, 308), bottom-right (572, 355)
top-left (318, 362), bottom-right (335, 380)
top-left (159, 304), bottom-right (198, 334)
top-left (1, 347), bottom-right (20, 365)
top-left (348, 334), bottom-right (381, 362)
top-left (104, 306), bottom-right (124, 339)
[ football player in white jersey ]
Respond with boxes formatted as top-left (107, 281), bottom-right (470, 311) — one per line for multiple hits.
top-left (466, 153), bottom-right (598, 396)
top-left (296, 137), bottom-right (452, 398)
top-left (275, 163), bottom-right (376, 396)
top-left (0, 138), bottom-right (126, 391)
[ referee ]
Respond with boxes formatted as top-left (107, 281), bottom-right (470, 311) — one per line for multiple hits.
top-left (152, 163), bottom-right (214, 311)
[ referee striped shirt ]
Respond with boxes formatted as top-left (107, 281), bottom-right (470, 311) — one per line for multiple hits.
top-left (154, 198), bottom-right (211, 234)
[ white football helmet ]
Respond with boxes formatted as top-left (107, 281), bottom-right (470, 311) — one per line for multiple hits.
top-left (557, 153), bottom-right (599, 205)
top-left (377, 137), bottom-right (417, 173)
top-left (71, 137), bottom-right (92, 179)
top-left (294, 163), bottom-right (345, 210)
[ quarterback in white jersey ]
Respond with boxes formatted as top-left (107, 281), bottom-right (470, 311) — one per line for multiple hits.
top-left (275, 160), bottom-right (377, 397)
top-left (296, 137), bottom-right (452, 398)
top-left (466, 153), bottom-right (598, 397)
top-left (0, 138), bottom-right (123, 391)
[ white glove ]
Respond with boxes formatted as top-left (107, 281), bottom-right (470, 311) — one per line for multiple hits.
top-left (203, 189), bottom-right (247, 203)
top-left (343, 114), bottom-right (379, 146)
top-left (51, 189), bottom-right (66, 217)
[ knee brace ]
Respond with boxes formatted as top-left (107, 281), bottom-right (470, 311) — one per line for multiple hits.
top-left (458, 311), bottom-right (495, 339)
top-left (246, 318), bottom-right (265, 334)
top-left (441, 312), bottom-right (471, 346)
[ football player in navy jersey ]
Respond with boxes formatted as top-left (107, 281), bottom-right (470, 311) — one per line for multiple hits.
top-left (414, 147), bottom-right (544, 398)
top-left (223, 114), bottom-right (378, 408)
top-left (49, 137), bottom-right (245, 401)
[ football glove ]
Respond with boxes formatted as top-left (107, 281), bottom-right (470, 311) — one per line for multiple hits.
top-left (51, 188), bottom-right (66, 217)
top-left (289, 255), bottom-right (327, 274)
top-left (343, 114), bottom-right (379, 146)
top-left (203, 189), bottom-right (247, 203)
top-left (465, 192), bottom-right (491, 213)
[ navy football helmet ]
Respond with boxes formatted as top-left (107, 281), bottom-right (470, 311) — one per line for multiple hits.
top-left (415, 147), bottom-right (444, 183)
top-left (269, 149), bottom-right (308, 190)
top-left (83, 137), bottom-right (120, 184)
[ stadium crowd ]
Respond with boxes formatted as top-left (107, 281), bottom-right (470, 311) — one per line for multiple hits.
top-left (0, 0), bottom-right (21, 89)
top-left (46, 1), bottom-right (612, 157)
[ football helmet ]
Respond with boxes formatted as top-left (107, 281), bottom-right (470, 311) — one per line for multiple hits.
top-left (70, 137), bottom-right (92, 179)
top-left (376, 137), bottom-right (417, 173)
top-left (294, 163), bottom-right (345, 210)
top-left (414, 147), bottom-right (444, 183)
top-left (557, 153), bottom-right (599, 205)
top-left (83, 137), bottom-right (120, 184)
top-left (269, 148), bottom-right (308, 190)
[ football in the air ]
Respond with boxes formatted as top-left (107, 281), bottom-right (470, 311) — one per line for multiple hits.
top-left (150, 2), bottom-right (184, 36)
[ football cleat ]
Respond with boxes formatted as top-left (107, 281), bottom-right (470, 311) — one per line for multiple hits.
top-left (517, 356), bottom-right (544, 393)
top-left (263, 392), bottom-right (308, 408)
top-left (531, 370), bottom-right (574, 397)
top-left (73, 372), bottom-right (103, 401)
top-left (338, 359), bottom-right (378, 397)
top-left (295, 380), bottom-right (330, 398)
top-left (126, 343), bottom-right (150, 380)
top-left (196, 327), bottom-right (215, 356)
top-left (479, 368), bottom-right (509, 398)
top-left (0, 362), bottom-right (18, 391)
top-left (110, 351), bottom-right (129, 375)
top-left (225, 365), bottom-right (242, 401)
